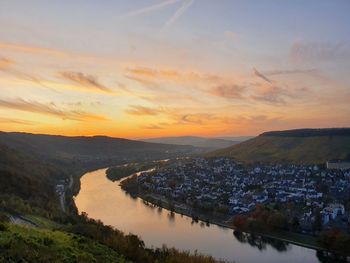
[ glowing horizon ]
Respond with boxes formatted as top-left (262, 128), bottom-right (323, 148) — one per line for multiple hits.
top-left (0, 1), bottom-right (349, 139)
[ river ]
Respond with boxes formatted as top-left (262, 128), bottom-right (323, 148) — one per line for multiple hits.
top-left (75, 168), bottom-right (322, 263)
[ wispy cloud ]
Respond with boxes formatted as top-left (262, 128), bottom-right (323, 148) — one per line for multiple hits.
top-left (251, 85), bottom-right (308, 105)
top-left (58, 72), bottom-right (112, 93)
top-left (125, 75), bottom-right (159, 89)
top-left (0, 42), bottom-right (70, 58)
top-left (163, 0), bottom-right (194, 29)
top-left (0, 98), bottom-right (107, 121)
top-left (120, 0), bottom-right (180, 18)
top-left (0, 117), bottom-right (35, 125)
top-left (125, 105), bottom-right (162, 116)
top-left (121, 0), bottom-right (194, 29)
top-left (265, 68), bottom-right (317, 76)
top-left (0, 56), bottom-right (15, 70)
top-left (289, 41), bottom-right (349, 64)
top-left (251, 86), bottom-right (288, 104)
top-left (253, 68), bottom-right (272, 83)
top-left (0, 56), bottom-right (57, 91)
top-left (176, 113), bottom-right (214, 125)
top-left (210, 84), bottom-right (246, 99)
top-left (141, 124), bottom-right (164, 129)
top-left (125, 66), bottom-right (220, 83)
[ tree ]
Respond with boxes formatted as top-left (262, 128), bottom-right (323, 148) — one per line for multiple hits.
top-left (233, 215), bottom-right (248, 230)
top-left (312, 210), bottom-right (323, 233)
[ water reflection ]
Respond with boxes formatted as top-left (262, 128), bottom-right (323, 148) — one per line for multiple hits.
top-left (233, 230), bottom-right (289, 252)
top-left (316, 250), bottom-right (349, 263)
top-left (167, 212), bottom-right (175, 222)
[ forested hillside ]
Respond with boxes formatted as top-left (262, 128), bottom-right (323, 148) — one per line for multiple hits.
top-left (209, 128), bottom-right (350, 164)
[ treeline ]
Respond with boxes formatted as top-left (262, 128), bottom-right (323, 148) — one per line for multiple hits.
top-left (319, 229), bottom-right (350, 255)
top-left (232, 205), bottom-right (350, 256)
top-left (120, 174), bottom-right (139, 196)
top-left (232, 205), bottom-right (288, 233)
top-left (260, 128), bottom-right (350, 137)
top-left (106, 162), bottom-right (155, 182)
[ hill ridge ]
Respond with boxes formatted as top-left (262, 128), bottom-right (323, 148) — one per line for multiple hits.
top-left (209, 128), bottom-right (350, 164)
top-left (260, 128), bottom-right (350, 137)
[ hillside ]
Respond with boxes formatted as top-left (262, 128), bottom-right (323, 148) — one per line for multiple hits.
top-left (0, 135), bottom-right (224, 263)
top-left (209, 128), bottom-right (350, 164)
top-left (0, 132), bottom-right (197, 162)
top-left (0, 143), bottom-right (66, 219)
top-left (142, 136), bottom-right (239, 150)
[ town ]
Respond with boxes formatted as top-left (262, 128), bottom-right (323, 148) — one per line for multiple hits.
top-left (132, 157), bottom-right (350, 233)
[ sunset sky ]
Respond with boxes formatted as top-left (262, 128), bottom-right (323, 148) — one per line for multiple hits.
top-left (0, 0), bottom-right (349, 138)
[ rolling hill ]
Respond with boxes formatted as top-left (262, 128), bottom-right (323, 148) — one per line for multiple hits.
top-left (142, 136), bottom-right (241, 151)
top-left (0, 132), bottom-right (197, 162)
top-left (209, 128), bottom-right (350, 164)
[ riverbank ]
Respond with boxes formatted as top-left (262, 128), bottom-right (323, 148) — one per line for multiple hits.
top-left (123, 187), bottom-right (326, 252)
top-left (76, 167), bottom-right (330, 263)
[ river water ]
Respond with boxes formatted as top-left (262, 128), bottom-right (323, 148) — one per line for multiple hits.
top-left (75, 168), bottom-right (322, 263)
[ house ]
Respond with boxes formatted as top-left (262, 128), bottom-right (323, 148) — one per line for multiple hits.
top-left (327, 203), bottom-right (345, 215)
top-left (55, 184), bottom-right (64, 193)
top-left (321, 203), bottom-right (345, 224)
top-left (320, 211), bottom-right (330, 224)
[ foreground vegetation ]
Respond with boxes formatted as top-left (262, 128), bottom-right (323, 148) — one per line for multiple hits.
top-left (106, 161), bottom-right (160, 182)
top-left (0, 223), bottom-right (129, 263)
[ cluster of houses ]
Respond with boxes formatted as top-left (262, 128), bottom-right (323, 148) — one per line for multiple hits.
top-left (55, 180), bottom-right (66, 195)
top-left (136, 157), bottom-right (350, 228)
top-left (321, 203), bottom-right (345, 224)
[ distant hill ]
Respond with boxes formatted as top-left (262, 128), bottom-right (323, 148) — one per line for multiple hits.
top-left (214, 136), bottom-right (254, 142)
top-left (142, 136), bottom-right (241, 151)
top-left (208, 128), bottom-right (350, 164)
top-left (0, 132), bottom-right (197, 162)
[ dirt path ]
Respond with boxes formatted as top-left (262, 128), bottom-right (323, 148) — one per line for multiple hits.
top-left (9, 215), bottom-right (38, 228)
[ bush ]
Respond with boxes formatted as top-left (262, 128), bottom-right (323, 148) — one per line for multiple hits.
top-left (0, 223), bottom-right (7, 231)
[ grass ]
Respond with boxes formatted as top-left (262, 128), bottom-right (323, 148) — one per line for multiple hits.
top-left (0, 224), bottom-right (130, 263)
top-left (24, 215), bottom-right (62, 229)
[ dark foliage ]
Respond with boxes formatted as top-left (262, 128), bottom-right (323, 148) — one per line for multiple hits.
top-left (260, 128), bottom-right (350, 137)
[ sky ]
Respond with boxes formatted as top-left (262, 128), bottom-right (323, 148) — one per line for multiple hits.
top-left (0, 0), bottom-right (349, 139)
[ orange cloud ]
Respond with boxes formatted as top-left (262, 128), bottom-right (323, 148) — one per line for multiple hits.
top-left (125, 105), bottom-right (162, 116)
top-left (0, 98), bottom-right (107, 122)
top-left (125, 75), bottom-right (159, 89)
top-left (210, 84), bottom-right (246, 99)
top-left (58, 72), bottom-right (113, 93)
top-left (0, 42), bottom-right (70, 57)
top-left (141, 124), bottom-right (164, 129)
top-left (0, 117), bottom-right (35, 125)
top-left (125, 66), bottom-right (221, 83)
top-left (0, 56), bottom-right (15, 70)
